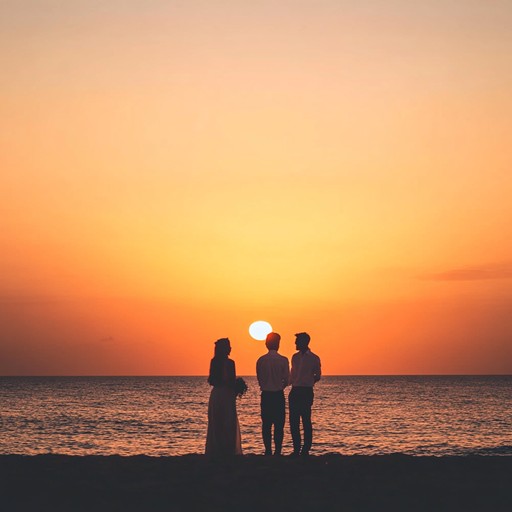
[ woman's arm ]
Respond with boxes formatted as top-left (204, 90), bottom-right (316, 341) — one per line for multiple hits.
top-left (226, 359), bottom-right (236, 389)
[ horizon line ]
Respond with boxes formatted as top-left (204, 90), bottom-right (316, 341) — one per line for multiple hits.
top-left (1, 373), bottom-right (511, 378)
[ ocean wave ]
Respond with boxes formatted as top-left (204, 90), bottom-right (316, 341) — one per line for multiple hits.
top-left (2, 376), bottom-right (511, 457)
top-left (467, 445), bottom-right (512, 456)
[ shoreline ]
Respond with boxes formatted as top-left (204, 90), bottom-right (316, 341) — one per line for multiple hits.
top-left (1, 454), bottom-right (511, 511)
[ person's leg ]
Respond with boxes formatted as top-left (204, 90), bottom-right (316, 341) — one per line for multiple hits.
top-left (261, 392), bottom-right (272, 455)
top-left (288, 388), bottom-right (301, 455)
top-left (301, 388), bottom-right (314, 455)
top-left (273, 391), bottom-right (285, 455)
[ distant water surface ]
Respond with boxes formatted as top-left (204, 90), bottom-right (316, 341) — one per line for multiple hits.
top-left (1, 376), bottom-right (511, 456)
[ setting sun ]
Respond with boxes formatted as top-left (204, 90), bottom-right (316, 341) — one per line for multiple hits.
top-left (249, 321), bottom-right (273, 341)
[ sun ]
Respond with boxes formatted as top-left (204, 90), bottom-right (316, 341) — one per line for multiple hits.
top-left (249, 320), bottom-right (273, 341)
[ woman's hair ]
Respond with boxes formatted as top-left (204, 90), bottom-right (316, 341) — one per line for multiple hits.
top-left (208, 338), bottom-right (231, 386)
top-left (214, 338), bottom-right (231, 358)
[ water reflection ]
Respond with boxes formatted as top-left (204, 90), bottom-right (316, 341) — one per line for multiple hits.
top-left (0, 376), bottom-right (511, 456)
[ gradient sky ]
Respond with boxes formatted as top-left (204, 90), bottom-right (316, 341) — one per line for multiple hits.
top-left (1, 0), bottom-right (511, 375)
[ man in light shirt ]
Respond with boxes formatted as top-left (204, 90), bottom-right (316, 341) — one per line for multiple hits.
top-left (256, 332), bottom-right (290, 456)
top-left (289, 332), bottom-right (321, 457)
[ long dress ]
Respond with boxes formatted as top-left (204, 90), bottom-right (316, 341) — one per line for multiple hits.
top-left (205, 358), bottom-right (242, 457)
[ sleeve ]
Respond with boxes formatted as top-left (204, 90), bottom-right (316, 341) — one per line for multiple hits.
top-left (314, 356), bottom-right (321, 382)
top-left (289, 355), bottom-right (296, 386)
top-left (226, 359), bottom-right (236, 389)
top-left (283, 358), bottom-right (290, 388)
top-left (256, 357), bottom-right (262, 387)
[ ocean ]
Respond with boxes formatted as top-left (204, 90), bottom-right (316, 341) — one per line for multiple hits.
top-left (1, 376), bottom-right (511, 457)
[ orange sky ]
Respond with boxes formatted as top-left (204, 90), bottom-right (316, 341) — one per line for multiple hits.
top-left (1, 1), bottom-right (511, 375)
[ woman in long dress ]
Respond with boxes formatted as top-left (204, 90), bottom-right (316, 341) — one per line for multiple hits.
top-left (205, 338), bottom-right (242, 457)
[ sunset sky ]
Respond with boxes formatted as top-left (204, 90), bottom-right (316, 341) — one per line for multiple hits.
top-left (1, 0), bottom-right (511, 375)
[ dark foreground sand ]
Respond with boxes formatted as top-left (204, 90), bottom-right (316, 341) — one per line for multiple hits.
top-left (1, 454), bottom-right (511, 512)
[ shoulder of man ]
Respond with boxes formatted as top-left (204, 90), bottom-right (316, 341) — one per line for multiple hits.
top-left (309, 351), bottom-right (321, 362)
top-left (256, 353), bottom-right (268, 364)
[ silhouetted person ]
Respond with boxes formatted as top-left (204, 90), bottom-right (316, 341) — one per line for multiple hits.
top-left (289, 332), bottom-right (321, 457)
top-left (256, 332), bottom-right (290, 456)
top-left (205, 338), bottom-right (242, 458)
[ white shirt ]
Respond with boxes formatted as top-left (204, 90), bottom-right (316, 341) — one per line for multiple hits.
top-left (290, 350), bottom-right (321, 387)
top-left (256, 350), bottom-right (290, 392)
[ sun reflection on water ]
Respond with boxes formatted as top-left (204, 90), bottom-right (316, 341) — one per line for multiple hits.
top-left (0, 376), bottom-right (511, 456)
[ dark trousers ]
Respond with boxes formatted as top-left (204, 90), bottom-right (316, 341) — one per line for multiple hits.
top-left (261, 390), bottom-right (285, 455)
top-left (289, 386), bottom-right (314, 455)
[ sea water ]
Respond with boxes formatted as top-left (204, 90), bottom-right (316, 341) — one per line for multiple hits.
top-left (1, 376), bottom-right (511, 456)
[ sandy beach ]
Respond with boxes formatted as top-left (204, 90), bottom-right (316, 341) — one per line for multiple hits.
top-left (1, 454), bottom-right (511, 511)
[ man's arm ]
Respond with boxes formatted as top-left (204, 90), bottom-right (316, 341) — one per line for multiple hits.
top-left (313, 357), bottom-right (321, 383)
top-left (282, 358), bottom-right (290, 388)
top-left (289, 354), bottom-right (296, 386)
top-left (256, 357), bottom-right (263, 388)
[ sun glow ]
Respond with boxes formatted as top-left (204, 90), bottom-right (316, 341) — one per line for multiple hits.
top-left (249, 321), bottom-right (272, 341)
top-left (1, 1), bottom-right (512, 376)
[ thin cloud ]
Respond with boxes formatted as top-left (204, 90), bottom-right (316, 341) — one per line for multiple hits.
top-left (421, 263), bottom-right (512, 281)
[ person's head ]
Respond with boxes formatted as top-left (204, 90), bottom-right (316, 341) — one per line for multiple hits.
top-left (214, 338), bottom-right (231, 358)
top-left (208, 338), bottom-right (232, 386)
top-left (265, 332), bottom-right (281, 351)
top-left (295, 332), bottom-right (310, 352)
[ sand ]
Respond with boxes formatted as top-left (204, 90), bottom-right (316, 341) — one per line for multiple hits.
top-left (1, 454), bottom-right (511, 511)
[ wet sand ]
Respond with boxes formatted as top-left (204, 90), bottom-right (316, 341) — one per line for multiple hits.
top-left (1, 454), bottom-right (511, 511)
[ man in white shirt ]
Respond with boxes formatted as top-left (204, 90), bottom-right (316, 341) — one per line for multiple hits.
top-left (256, 332), bottom-right (290, 456)
top-left (289, 332), bottom-right (321, 457)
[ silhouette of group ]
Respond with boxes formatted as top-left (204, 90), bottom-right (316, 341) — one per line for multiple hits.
top-left (205, 332), bottom-right (321, 458)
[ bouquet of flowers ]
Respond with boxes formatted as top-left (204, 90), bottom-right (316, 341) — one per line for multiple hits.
top-left (235, 377), bottom-right (248, 398)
